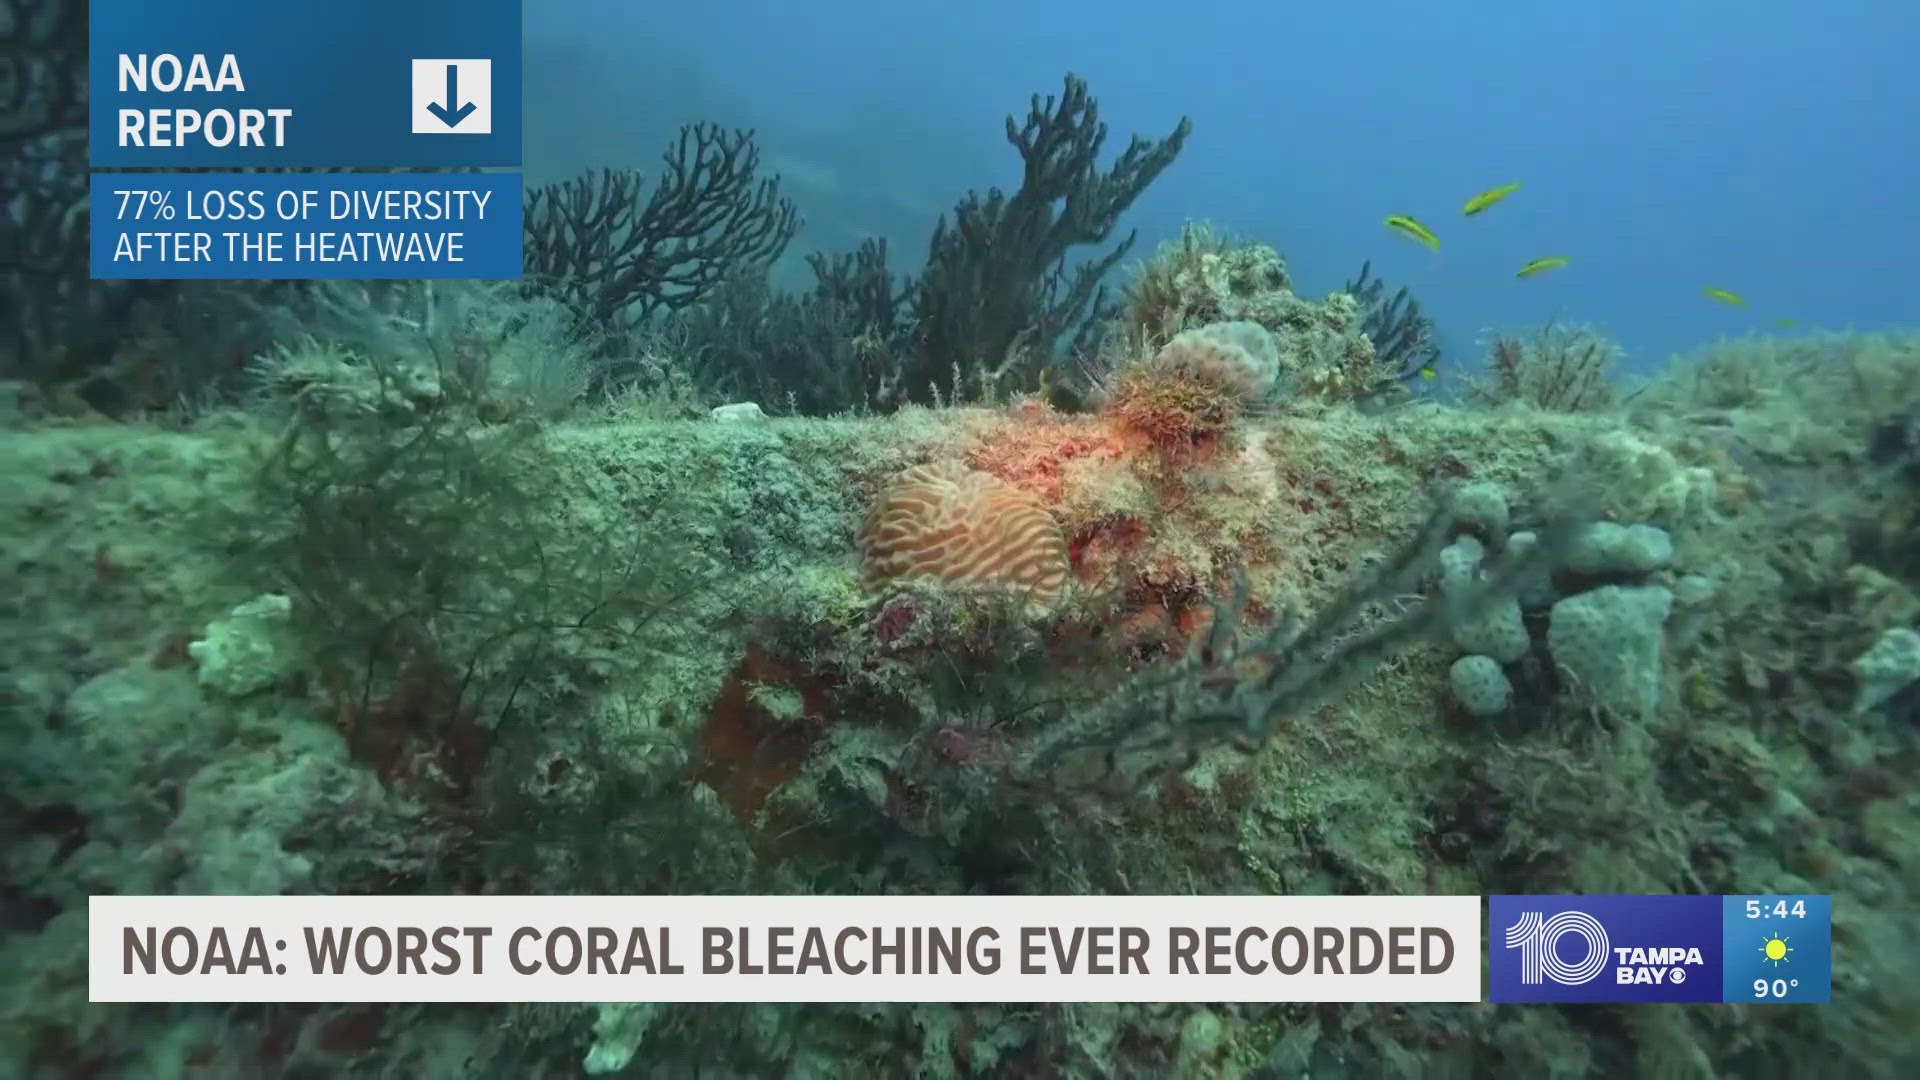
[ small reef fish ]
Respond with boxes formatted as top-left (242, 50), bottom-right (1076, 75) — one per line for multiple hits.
top-left (1418, 366), bottom-right (1438, 380)
top-left (1516, 256), bottom-right (1570, 279)
top-left (1773, 318), bottom-right (1796, 329)
top-left (1703, 286), bottom-right (1747, 308)
top-left (1463, 183), bottom-right (1520, 216)
top-left (1384, 214), bottom-right (1439, 251)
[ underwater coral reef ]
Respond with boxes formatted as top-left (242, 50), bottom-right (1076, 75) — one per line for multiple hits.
top-left (3, 37), bottom-right (1919, 1080)
top-left (6, 283), bottom-right (1920, 1078)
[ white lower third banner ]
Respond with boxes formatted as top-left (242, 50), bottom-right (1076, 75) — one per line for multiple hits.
top-left (91, 894), bottom-right (1483, 1003)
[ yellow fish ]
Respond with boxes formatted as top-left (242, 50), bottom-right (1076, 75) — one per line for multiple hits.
top-left (1773, 317), bottom-right (1795, 329)
top-left (1516, 256), bottom-right (1570, 279)
top-left (1703, 286), bottom-right (1747, 308)
top-left (1463, 183), bottom-right (1520, 216)
top-left (1385, 214), bottom-right (1439, 251)
top-left (1418, 366), bottom-right (1438, 380)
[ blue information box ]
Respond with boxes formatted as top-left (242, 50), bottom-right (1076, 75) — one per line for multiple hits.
top-left (89, 0), bottom-right (521, 168)
top-left (90, 173), bottom-right (523, 280)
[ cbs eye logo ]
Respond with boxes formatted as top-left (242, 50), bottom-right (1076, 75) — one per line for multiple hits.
top-left (1503, 910), bottom-right (1609, 986)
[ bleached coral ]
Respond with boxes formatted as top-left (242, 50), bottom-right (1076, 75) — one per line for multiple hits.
top-left (1850, 627), bottom-right (1920, 714)
top-left (1150, 321), bottom-right (1281, 400)
top-left (1438, 535), bottom-right (1485, 593)
top-left (1438, 532), bottom-right (1530, 662)
top-left (1547, 584), bottom-right (1674, 720)
top-left (1450, 481), bottom-right (1511, 540)
top-left (1450, 654), bottom-right (1513, 717)
top-left (188, 593), bottom-right (297, 698)
top-left (709, 401), bottom-right (768, 423)
top-left (1269, 290), bottom-right (1380, 400)
top-left (1585, 430), bottom-right (1719, 524)
top-left (1502, 530), bottom-right (1559, 608)
top-left (585, 1002), bottom-right (665, 1074)
top-left (1118, 223), bottom-right (1292, 343)
top-left (1566, 522), bottom-right (1676, 576)
top-left (1455, 598), bottom-right (1531, 663)
top-left (1113, 225), bottom-right (1380, 400)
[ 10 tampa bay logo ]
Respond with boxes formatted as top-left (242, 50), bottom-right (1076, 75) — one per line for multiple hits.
top-left (1489, 896), bottom-right (1722, 1003)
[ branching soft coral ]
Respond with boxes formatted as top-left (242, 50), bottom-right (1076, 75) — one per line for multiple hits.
top-left (1471, 319), bottom-right (1620, 411)
top-left (907, 74), bottom-right (1192, 402)
top-left (523, 124), bottom-right (799, 343)
top-left (1021, 491), bottom-right (1594, 798)
top-left (1345, 259), bottom-right (1440, 392)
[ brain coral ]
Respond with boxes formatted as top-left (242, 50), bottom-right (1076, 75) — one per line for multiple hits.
top-left (1151, 320), bottom-right (1281, 400)
top-left (860, 463), bottom-right (1070, 608)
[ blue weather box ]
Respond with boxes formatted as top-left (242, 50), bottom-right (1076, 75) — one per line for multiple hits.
top-left (1490, 895), bottom-right (1832, 1004)
top-left (89, 0), bottom-right (521, 167)
top-left (1721, 895), bottom-right (1831, 1004)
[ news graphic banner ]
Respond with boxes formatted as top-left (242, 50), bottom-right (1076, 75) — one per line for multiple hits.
top-left (89, 0), bottom-right (521, 167)
top-left (88, 0), bottom-right (522, 279)
top-left (91, 895), bottom-right (1482, 1004)
top-left (89, 174), bottom-right (523, 280)
top-left (1490, 894), bottom-right (1832, 1004)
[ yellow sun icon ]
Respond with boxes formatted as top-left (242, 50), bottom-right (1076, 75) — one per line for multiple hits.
top-left (1760, 933), bottom-right (1792, 967)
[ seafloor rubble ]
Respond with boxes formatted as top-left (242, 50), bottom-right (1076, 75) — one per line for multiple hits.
top-left (2, 323), bottom-right (1916, 1077)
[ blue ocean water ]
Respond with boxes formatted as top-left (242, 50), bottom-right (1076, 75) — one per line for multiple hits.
top-left (526, 0), bottom-right (1917, 374)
